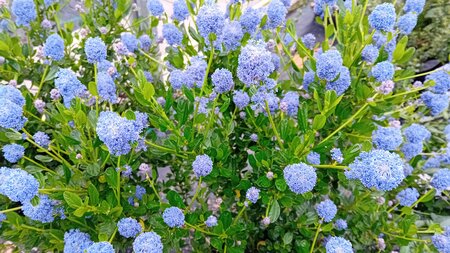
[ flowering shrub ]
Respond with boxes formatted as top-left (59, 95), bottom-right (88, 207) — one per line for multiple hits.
top-left (1, 0), bottom-right (450, 252)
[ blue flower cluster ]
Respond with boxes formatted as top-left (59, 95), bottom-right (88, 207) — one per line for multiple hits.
top-left (44, 34), bottom-right (65, 61)
top-left (54, 68), bottom-right (87, 107)
top-left (163, 207), bottom-right (185, 228)
top-left (334, 219), bottom-right (347, 231)
top-left (239, 7), bottom-right (261, 35)
top-left (346, 150), bottom-right (405, 191)
top-left (326, 66), bottom-right (351, 95)
top-left (11, 0), bottom-right (37, 26)
top-left (212, 68), bottom-right (234, 93)
top-left (147, 0), bottom-right (164, 16)
top-left (404, 124), bottom-right (431, 143)
top-left (163, 24), bottom-right (183, 46)
top-left (196, 3), bottom-right (225, 40)
top-left (2, 143), bottom-right (25, 163)
top-left (96, 111), bottom-right (144, 156)
top-left (192, 154), bottom-right (213, 177)
top-left (237, 40), bottom-right (274, 86)
top-left (0, 86), bottom-right (27, 130)
top-left (86, 242), bottom-right (114, 253)
top-left (368, 3), bottom-right (396, 32)
top-left (303, 71), bottom-right (315, 91)
top-left (316, 50), bottom-right (343, 81)
top-left (331, 148), bottom-right (343, 163)
top-left (205, 215), bottom-right (218, 227)
top-left (172, 0), bottom-right (189, 21)
top-left (133, 232), bottom-right (163, 253)
top-left (307, 151), bottom-right (320, 165)
top-left (427, 70), bottom-right (450, 94)
top-left (431, 169), bottom-right (450, 191)
top-left (397, 13), bottom-right (418, 35)
top-left (284, 163), bottom-right (317, 194)
top-left (233, 90), bottom-right (250, 109)
top-left (266, 0), bottom-right (287, 29)
top-left (139, 35), bottom-right (152, 51)
top-left (0, 167), bottom-right (39, 203)
top-left (22, 194), bottom-right (55, 223)
top-left (326, 237), bottom-right (353, 253)
top-left (401, 142), bottom-right (423, 160)
top-left (316, 199), bottom-right (337, 222)
top-left (118, 217), bottom-right (142, 238)
top-left (280, 91), bottom-right (299, 116)
top-left (371, 61), bottom-right (395, 82)
top-left (302, 33), bottom-right (316, 50)
top-left (396, 188), bottom-right (419, 206)
top-left (421, 91), bottom-right (449, 116)
top-left (84, 37), bottom-right (107, 63)
top-left (33, 131), bottom-right (50, 148)
top-left (372, 126), bottom-right (403, 151)
top-left (403, 0), bottom-right (426, 14)
top-left (246, 186), bottom-right (260, 204)
top-left (186, 56), bottom-right (207, 88)
top-left (121, 32), bottom-right (138, 53)
top-left (361, 45), bottom-right (379, 64)
top-left (97, 72), bottom-right (117, 103)
top-left (64, 229), bottom-right (93, 253)
top-left (218, 21), bottom-right (244, 51)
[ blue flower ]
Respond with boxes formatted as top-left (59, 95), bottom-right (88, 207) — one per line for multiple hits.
top-left (2, 144), bottom-right (25, 163)
top-left (139, 35), bottom-right (152, 51)
top-left (403, 0), bottom-right (426, 14)
top-left (250, 133), bottom-right (258, 142)
top-left (431, 169), bottom-right (450, 191)
top-left (432, 233), bottom-right (450, 253)
top-left (196, 3), bottom-right (225, 40)
top-left (316, 50), bottom-right (343, 81)
top-left (118, 217), bottom-right (142, 238)
top-left (22, 194), bottom-right (55, 223)
top-left (334, 219), bottom-right (347, 230)
top-left (303, 71), bottom-right (315, 90)
top-left (163, 24), bottom-right (183, 46)
top-left (240, 7), bottom-right (262, 34)
top-left (331, 148), bottom-right (344, 163)
top-left (403, 124), bottom-right (431, 143)
top-left (284, 163), bottom-right (317, 194)
top-left (371, 61), bottom-right (395, 82)
top-left (361, 45), bottom-right (379, 64)
top-left (135, 185), bottom-right (146, 200)
top-left (246, 186), bottom-right (260, 204)
top-left (98, 60), bottom-right (119, 79)
top-left (64, 229), bottom-right (93, 253)
top-left (84, 37), bottom-right (107, 63)
top-left (11, 0), bottom-right (37, 26)
top-left (346, 150), bottom-right (405, 191)
top-left (172, 0), bottom-right (189, 21)
top-left (97, 72), bottom-right (117, 103)
top-left (372, 126), bottom-right (403, 151)
top-left (250, 90), bottom-right (279, 113)
top-left (372, 31), bottom-right (387, 48)
top-left (0, 167), bottom-right (39, 203)
top-left (397, 13), bottom-right (417, 35)
top-left (169, 69), bottom-right (188, 89)
top-left (307, 151), bottom-right (320, 165)
top-left (421, 91), bottom-right (449, 116)
top-left (369, 3), bottom-right (396, 32)
top-left (326, 237), bottom-right (353, 253)
top-left (266, 0), bottom-right (287, 29)
top-left (121, 32), bottom-right (138, 52)
top-left (0, 85), bottom-right (25, 107)
top-left (317, 199), bottom-right (337, 222)
top-left (237, 40), bottom-right (274, 86)
top-left (427, 70), bottom-right (450, 94)
top-left (133, 232), bottom-right (163, 253)
top-left (33, 131), bottom-right (50, 148)
top-left (401, 142), bottom-right (423, 160)
top-left (396, 188), bottom-right (419, 206)
top-left (192, 154), bottom-right (213, 177)
top-left (54, 68), bottom-right (87, 107)
top-left (205, 215), bottom-right (218, 227)
top-left (212, 68), bottom-right (234, 94)
top-left (0, 98), bottom-right (27, 131)
top-left (147, 0), bottom-right (164, 16)
top-left (196, 97), bottom-right (210, 114)
top-left (44, 34), bottom-right (64, 61)
top-left (326, 66), bottom-right (351, 95)
top-left (423, 156), bottom-right (441, 169)
top-left (96, 111), bottom-right (142, 156)
top-left (281, 0), bottom-right (291, 7)
top-left (86, 242), bottom-right (114, 253)
top-left (0, 213), bottom-right (6, 228)
top-left (302, 33), bottom-right (316, 50)
top-left (186, 56), bottom-right (207, 88)
top-left (218, 21), bottom-right (244, 51)
top-left (280, 91), bottom-right (299, 116)
top-left (163, 207), bottom-right (185, 228)
top-left (233, 90), bottom-right (250, 109)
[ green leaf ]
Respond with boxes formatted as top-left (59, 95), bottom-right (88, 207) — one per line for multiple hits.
top-left (88, 81), bottom-right (98, 96)
top-left (220, 211), bottom-right (232, 230)
top-left (166, 190), bottom-right (186, 208)
top-left (275, 178), bottom-right (287, 192)
top-left (64, 192), bottom-right (83, 209)
top-left (210, 238), bottom-right (223, 250)
top-left (73, 206), bottom-right (88, 217)
top-left (312, 114), bottom-right (326, 130)
top-left (35, 155), bottom-right (53, 163)
top-left (105, 168), bottom-right (118, 189)
top-left (268, 200), bottom-right (280, 223)
top-left (142, 83), bottom-right (155, 100)
top-left (283, 232), bottom-right (293, 245)
top-left (88, 184), bottom-right (100, 206)
top-left (5, 131), bottom-right (23, 140)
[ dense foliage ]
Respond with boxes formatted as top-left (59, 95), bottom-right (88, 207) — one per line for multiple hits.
top-left (0, 0), bottom-right (450, 252)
